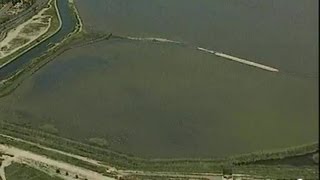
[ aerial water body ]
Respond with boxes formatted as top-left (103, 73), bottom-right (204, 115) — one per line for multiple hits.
top-left (0, 39), bottom-right (317, 158)
top-left (76, 0), bottom-right (318, 77)
top-left (0, 0), bottom-right (318, 158)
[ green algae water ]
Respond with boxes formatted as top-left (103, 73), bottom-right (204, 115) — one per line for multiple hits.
top-left (0, 0), bottom-right (318, 158)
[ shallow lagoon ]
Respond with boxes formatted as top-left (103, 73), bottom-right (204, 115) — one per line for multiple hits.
top-left (0, 39), bottom-right (318, 158)
top-left (0, 0), bottom-right (318, 158)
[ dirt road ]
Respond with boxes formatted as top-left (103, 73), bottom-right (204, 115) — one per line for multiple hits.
top-left (0, 144), bottom-right (115, 180)
top-left (0, 133), bottom-right (261, 180)
top-left (0, 134), bottom-right (116, 171)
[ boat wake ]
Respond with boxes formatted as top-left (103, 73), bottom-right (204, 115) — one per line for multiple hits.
top-left (196, 47), bottom-right (216, 54)
top-left (196, 47), bottom-right (279, 72)
top-left (114, 35), bottom-right (279, 72)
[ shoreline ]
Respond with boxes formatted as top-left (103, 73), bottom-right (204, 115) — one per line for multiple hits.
top-left (0, 121), bottom-right (318, 179)
top-left (70, 0), bottom-right (84, 33)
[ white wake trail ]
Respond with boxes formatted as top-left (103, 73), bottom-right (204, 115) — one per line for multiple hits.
top-left (120, 35), bottom-right (279, 72)
top-left (197, 47), bottom-right (279, 72)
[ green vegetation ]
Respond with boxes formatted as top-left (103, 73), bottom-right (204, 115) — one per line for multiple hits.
top-left (0, 121), bottom-right (318, 179)
top-left (20, 22), bottom-right (48, 35)
top-left (5, 163), bottom-right (62, 180)
top-left (88, 137), bottom-right (109, 147)
top-left (7, 37), bottom-right (29, 50)
top-left (8, 37), bottom-right (29, 47)
top-left (124, 175), bottom-right (201, 180)
top-left (44, 0), bottom-right (60, 34)
top-left (39, 124), bottom-right (59, 135)
top-left (234, 165), bottom-right (318, 180)
top-left (0, 0), bottom-right (34, 5)
top-left (252, 151), bottom-right (318, 167)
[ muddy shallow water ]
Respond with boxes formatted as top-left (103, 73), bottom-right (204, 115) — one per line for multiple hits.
top-left (0, 39), bottom-right (318, 158)
top-left (0, 0), bottom-right (318, 158)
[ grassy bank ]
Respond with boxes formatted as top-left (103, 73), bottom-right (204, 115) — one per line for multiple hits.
top-left (0, 121), bottom-right (318, 179)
